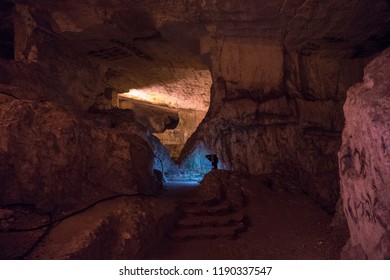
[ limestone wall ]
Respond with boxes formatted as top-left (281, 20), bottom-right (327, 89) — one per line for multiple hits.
top-left (182, 37), bottom-right (370, 211)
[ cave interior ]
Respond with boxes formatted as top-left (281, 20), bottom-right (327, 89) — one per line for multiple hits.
top-left (0, 0), bottom-right (390, 260)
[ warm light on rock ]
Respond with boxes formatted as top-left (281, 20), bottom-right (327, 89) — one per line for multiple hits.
top-left (116, 86), bottom-right (210, 160)
top-left (119, 88), bottom-right (170, 107)
top-left (118, 82), bottom-right (209, 111)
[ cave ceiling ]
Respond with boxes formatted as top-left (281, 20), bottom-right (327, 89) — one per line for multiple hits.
top-left (7, 0), bottom-right (390, 109)
top-left (20, 0), bottom-right (390, 49)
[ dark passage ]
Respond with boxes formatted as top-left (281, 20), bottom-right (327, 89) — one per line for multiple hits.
top-left (0, 1), bottom-right (14, 60)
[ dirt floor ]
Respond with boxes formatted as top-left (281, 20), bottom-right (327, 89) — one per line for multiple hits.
top-left (149, 171), bottom-right (349, 260)
top-left (0, 170), bottom-right (349, 260)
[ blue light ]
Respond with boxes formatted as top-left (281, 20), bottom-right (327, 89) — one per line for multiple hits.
top-left (181, 143), bottom-right (214, 176)
top-left (157, 143), bottom-right (225, 185)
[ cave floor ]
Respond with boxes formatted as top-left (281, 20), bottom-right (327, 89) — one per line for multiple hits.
top-left (0, 174), bottom-right (348, 260)
top-left (149, 177), bottom-right (349, 260)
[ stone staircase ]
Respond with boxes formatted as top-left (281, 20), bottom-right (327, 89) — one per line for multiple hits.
top-left (168, 192), bottom-right (249, 241)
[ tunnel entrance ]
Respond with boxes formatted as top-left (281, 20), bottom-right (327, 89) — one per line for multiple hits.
top-left (115, 85), bottom-right (210, 162)
top-left (153, 109), bottom-right (206, 161)
top-left (112, 66), bottom-right (212, 184)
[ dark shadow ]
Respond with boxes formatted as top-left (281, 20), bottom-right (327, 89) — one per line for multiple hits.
top-left (0, 1), bottom-right (15, 60)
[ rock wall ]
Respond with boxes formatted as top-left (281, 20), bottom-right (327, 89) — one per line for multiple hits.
top-left (1, 1), bottom-right (185, 182)
top-left (1, 0), bottom-right (389, 213)
top-left (154, 109), bottom-right (206, 160)
top-left (0, 3), bottom-right (109, 109)
top-left (339, 48), bottom-right (390, 260)
top-left (0, 100), bottom-right (160, 213)
top-left (151, 1), bottom-right (389, 209)
top-left (117, 98), bottom-right (180, 133)
top-left (1, 1), bottom-right (213, 111)
top-left (85, 107), bottom-right (177, 176)
top-left (179, 0), bottom-right (390, 211)
top-left (182, 37), bottom-right (370, 211)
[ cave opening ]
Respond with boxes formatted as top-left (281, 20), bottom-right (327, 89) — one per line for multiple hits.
top-left (115, 85), bottom-right (210, 162)
top-left (112, 63), bottom-right (213, 183)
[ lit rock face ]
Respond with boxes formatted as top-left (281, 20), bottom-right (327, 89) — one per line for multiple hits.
top-left (154, 109), bottom-right (206, 160)
top-left (0, 100), bottom-right (160, 213)
top-left (181, 0), bottom-right (390, 211)
top-left (2, 0), bottom-right (212, 112)
top-left (182, 46), bottom-right (359, 210)
top-left (116, 98), bottom-right (180, 133)
top-left (114, 96), bottom-right (206, 160)
top-left (339, 48), bottom-right (390, 260)
top-left (1, 0), bottom-right (212, 163)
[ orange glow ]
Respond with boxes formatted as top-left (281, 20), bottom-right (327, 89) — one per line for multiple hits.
top-left (118, 87), bottom-right (199, 110)
top-left (116, 69), bottom-right (212, 111)
top-left (118, 89), bottom-right (158, 103)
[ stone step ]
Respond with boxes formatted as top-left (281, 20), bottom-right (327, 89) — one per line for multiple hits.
top-left (182, 202), bottom-right (233, 216)
top-left (169, 223), bottom-right (246, 241)
top-left (177, 213), bottom-right (247, 229)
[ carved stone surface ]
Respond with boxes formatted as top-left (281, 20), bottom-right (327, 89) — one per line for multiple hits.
top-left (339, 48), bottom-right (390, 259)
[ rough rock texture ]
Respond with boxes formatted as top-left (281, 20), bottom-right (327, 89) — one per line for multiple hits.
top-left (0, 100), bottom-right (160, 213)
top-left (181, 54), bottom-right (361, 210)
top-left (1, 0), bottom-right (213, 167)
top-left (0, 1), bottom-right (107, 109)
top-left (154, 109), bottom-right (206, 160)
top-left (116, 98), bottom-right (180, 133)
top-left (180, 0), bottom-right (390, 211)
top-left (181, 92), bottom-right (345, 211)
top-left (85, 107), bottom-right (176, 175)
top-left (27, 196), bottom-right (179, 259)
top-left (0, 0), bottom-right (389, 253)
top-left (339, 48), bottom-right (390, 260)
top-left (115, 96), bottom-right (207, 160)
top-left (0, 0), bottom-right (212, 112)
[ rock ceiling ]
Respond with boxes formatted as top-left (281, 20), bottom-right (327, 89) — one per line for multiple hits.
top-left (7, 0), bottom-right (390, 110)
